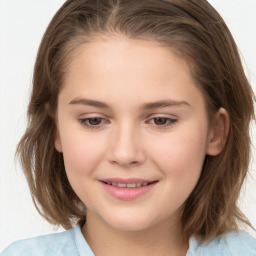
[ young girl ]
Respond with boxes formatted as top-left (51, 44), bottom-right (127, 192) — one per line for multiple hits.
top-left (1, 0), bottom-right (256, 255)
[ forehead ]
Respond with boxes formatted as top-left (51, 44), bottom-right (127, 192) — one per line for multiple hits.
top-left (65, 36), bottom-right (190, 81)
top-left (60, 36), bottom-right (206, 111)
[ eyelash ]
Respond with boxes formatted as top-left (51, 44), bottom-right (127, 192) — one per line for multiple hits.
top-left (147, 117), bottom-right (177, 128)
top-left (79, 117), bottom-right (177, 130)
top-left (79, 117), bottom-right (108, 129)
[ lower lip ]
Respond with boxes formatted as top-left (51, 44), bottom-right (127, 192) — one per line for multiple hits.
top-left (101, 182), bottom-right (157, 200)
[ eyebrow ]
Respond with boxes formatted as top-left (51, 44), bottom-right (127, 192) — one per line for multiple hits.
top-left (69, 98), bottom-right (190, 110)
top-left (69, 98), bottom-right (110, 109)
top-left (141, 100), bottom-right (191, 110)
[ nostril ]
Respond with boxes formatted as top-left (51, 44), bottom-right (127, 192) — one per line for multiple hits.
top-left (110, 159), bottom-right (140, 167)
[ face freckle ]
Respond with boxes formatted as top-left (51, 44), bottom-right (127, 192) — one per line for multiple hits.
top-left (54, 36), bottom-right (217, 233)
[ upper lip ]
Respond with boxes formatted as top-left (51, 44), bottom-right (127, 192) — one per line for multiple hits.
top-left (100, 178), bottom-right (157, 184)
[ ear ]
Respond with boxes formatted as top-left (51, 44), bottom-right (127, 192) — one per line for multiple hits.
top-left (206, 108), bottom-right (229, 156)
top-left (54, 128), bottom-right (62, 152)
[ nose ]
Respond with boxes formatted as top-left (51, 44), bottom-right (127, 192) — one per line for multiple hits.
top-left (107, 123), bottom-right (146, 168)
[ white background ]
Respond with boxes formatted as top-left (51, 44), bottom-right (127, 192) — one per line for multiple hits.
top-left (0, 0), bottom-right (255, 252)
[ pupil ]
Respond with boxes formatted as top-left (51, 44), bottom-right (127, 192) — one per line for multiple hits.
top-left (154, 117), bottom-right (166, 125)
top-left (89, 118), bottom-right (101, 125)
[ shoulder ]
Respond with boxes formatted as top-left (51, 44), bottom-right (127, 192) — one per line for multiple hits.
top-left (188, 231), bottom-right (256, 256)
top-left (0, 227), bottom-right (79, 256)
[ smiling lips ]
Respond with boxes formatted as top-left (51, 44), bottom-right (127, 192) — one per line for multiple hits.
top-left (100, 178), bottom-right (158, 200)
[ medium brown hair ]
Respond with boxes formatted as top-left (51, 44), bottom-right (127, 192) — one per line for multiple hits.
top-left (17, 0), bottom-right (255, 242)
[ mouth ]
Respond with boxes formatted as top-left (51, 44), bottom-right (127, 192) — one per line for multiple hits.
top-left (101, 180), bottom-right (157, 188)
top-left (99, 178), bottom-right (158, 200)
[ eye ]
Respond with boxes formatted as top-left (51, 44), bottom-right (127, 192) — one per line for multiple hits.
top-left (148, 117), bottom-right (177, 127)
top-left (79, 117), bottom-right (108, 129)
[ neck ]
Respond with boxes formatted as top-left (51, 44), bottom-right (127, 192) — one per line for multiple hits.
top-left (82, 211), bottom-right (188, 256)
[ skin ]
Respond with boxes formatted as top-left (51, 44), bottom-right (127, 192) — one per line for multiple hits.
top-left (55, 36), bottom-right (229, 256)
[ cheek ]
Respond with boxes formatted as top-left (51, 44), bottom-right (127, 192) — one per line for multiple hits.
top-left (149, 126), bottom-right (208, 180)
top-left (60, 131), bottom-right (106, 178)
top-left (60, 132), bottom-right (108, 204)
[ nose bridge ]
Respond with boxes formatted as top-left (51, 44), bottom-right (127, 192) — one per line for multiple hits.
top-left (108, 120), bottom-right (145, 167)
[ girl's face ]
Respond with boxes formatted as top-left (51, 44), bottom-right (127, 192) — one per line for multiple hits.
top-left (55, 37), bottom-right (222, 232)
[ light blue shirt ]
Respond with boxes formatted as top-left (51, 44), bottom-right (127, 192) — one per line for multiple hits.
top-left (1, 225), bottom-right (256, 255)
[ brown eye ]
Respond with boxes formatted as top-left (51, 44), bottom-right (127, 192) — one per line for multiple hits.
top-left (87, 118), bottom-right (103, 125)
top-left (79, 117), bottom-right (106, 128)
top-left (153, 117), bottom-right (169, 125)
top-left (148, 117), bottom-right (177, 127)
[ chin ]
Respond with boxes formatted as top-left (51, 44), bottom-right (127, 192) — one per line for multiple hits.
top-left (103, 213), bottom-right (158, 232)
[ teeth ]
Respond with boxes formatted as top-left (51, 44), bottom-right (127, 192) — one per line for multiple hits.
top-left (108, 182), bottom-right (150, 188)
top-left (117, 183), bottom-right (126, 188)
top-left (127, 183), bottom-right (136, 188)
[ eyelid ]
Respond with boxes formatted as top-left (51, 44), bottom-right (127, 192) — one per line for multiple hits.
top-left (79, 116), bottom-right (110, 130)
top-left (146, 116), bottom-right (178, 128)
